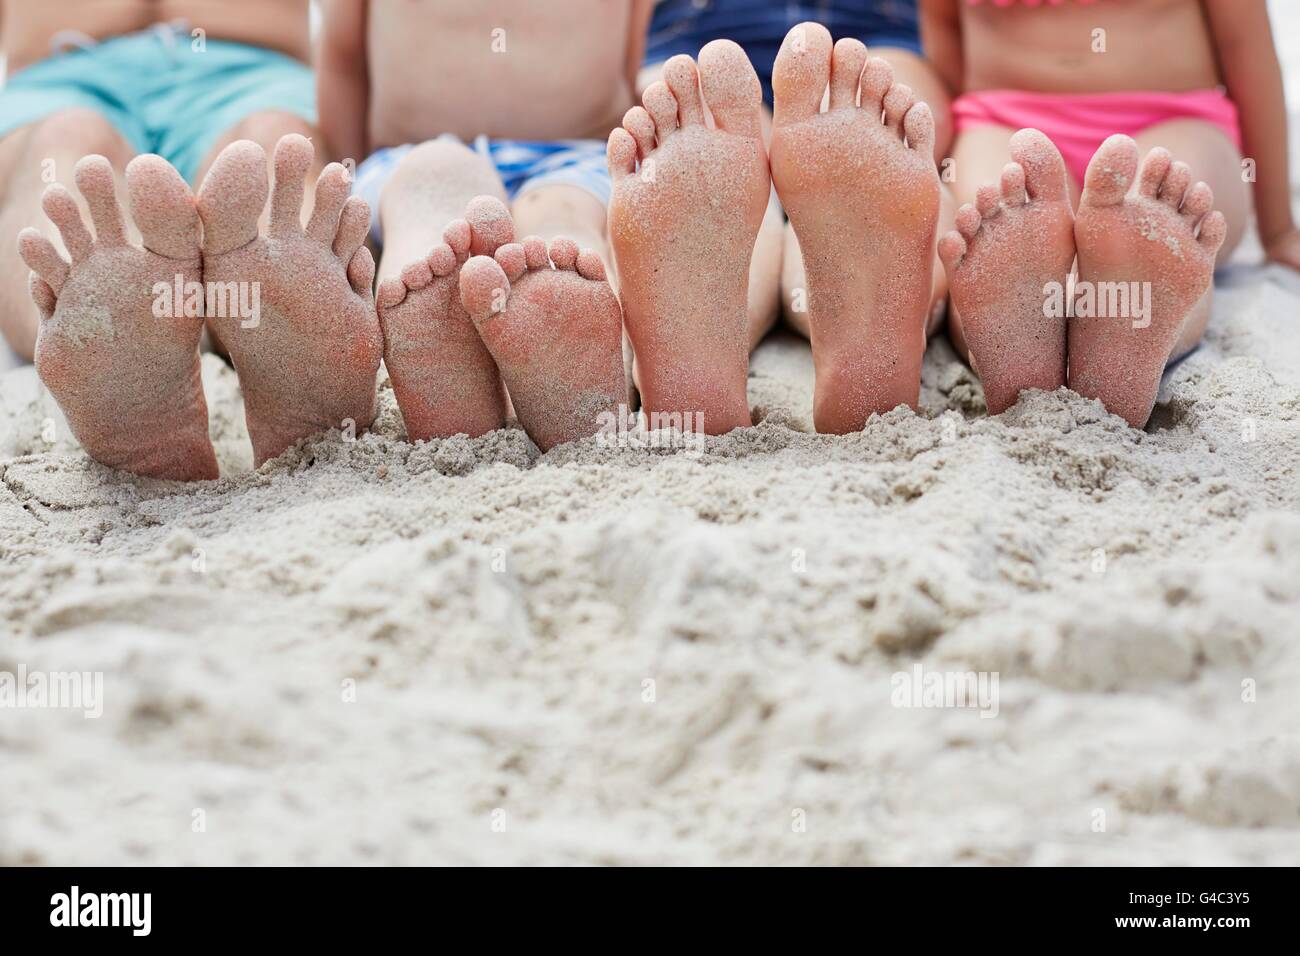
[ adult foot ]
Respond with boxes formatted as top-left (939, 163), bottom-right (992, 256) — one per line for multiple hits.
top-left (770, 24), bottom-right (940, 433)
top-left (608, 39), bottom-right (768, 435)
top-left (1070, 135), bottom-right (1225, 427)
top-left (196, 134), bottom-right (382, 466)
top-left (376, 196), bottom-right (510, 441)
top-left (20, 154), bottom-right (218, 480)
top-left (939, 128), bottom-right (1076, 414)
top-left (459, 237), bottom-right (626, 450)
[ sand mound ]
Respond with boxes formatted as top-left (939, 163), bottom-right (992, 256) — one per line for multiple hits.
top-left (2, 266), bottom-right (1298, 864)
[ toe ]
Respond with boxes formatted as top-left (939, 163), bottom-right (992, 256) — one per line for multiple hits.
top-left (332, 196), bottom-right (370, 264)
top-left (1158, 160), bottom-right (1192, 209)
top-left (643, 81), bottom-right (680, 144)
top-left (376, 276), bottom-right (408, 311)
top-left (305, 162), bottom-right (353, 244)
top-left (17, 229), bottom-right (69, 293)
top-left (348, 247), bottom-right (376, 303)
top-left (1198, 210), bottom-right (1227, 254)
top-left (521, 235), bottom-right (549, 271)
top-left (1080, 134), bottom-right (1139, 208)
top-left (28, 272), bottom-right (57, 322)
top-left (859, 57), bottom-right (894, 117)
top-left (1137, 146), bottom-right (1172, 199)
top-left (400, 256), bottom-right (433, 291)
top-left (975, 184), bottom-right (1001, 219)
top-left (494, 242), bottom-right (527, 282)
top-left (549, 237), bottom-right (579, 270)
top-left (829, 38), bottom-right (867, 110)
top-left (575, 250), bottom-right (606, 282)
top-left (40, 185), bottom-right (92, 265)
top-left (459, 255), bottom-right (510, 324)
top-left (699, 39), bottom-right (763, 138)
top-left (883, 83), bottom-right (915, 135)
top-left (955, 204), bottom-right (982, 242)
top-left (903, 102), bottom-right (935, 155)
top-left (772, 21), bottom-right (832, 126)
top-left (607, 128), bottom-right (638, 181)
top-left (73, 155), bottom-right (127, 246)
top-left (1000, 162), bottom-right (1027, 206)
top-left (269, 133), bottom-right (314, 237)
top-left (196, 139), bottom-right (268, 255)
top-left (663, 55), bottom-right (705, 128)
top-left (1009, 128), bottom-right (1070, 203)
top-left (466, 195), bottom-right (514, 257)
top-left (427, 243), bottom-right (457, 277)
top-left (622, 106), bottom-right (656, 159)
top-left (126, 154), bottom-right (200, 260)
top-left (1180, 182), bottom-right (1214, 225)
top-left (938, 231), bottom-right (968, 274)
top-left (443, 218), bottom-right (472, 260)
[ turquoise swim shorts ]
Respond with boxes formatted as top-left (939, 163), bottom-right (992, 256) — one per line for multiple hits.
top-left (0, 24), bottom-right (316, 182)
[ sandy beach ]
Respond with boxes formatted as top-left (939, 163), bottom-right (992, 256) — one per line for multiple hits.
top-left (2, 2), bottom-right (1299, 867)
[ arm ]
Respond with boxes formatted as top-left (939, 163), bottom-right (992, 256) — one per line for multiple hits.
top-left (1205, 0), bottom-right (1298, 267)
top-left (626, 0), bottom-right (655, 102)
top-left (316, 0), bottom-right (370, 167)
top-left (920, 0), bottom-right (963, 98)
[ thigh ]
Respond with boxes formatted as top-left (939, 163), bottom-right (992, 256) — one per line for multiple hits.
top-left (1133, 119), bottom-right (1248, 266)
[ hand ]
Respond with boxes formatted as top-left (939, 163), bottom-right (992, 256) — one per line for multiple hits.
top-left (1265, 227), bottom-right (1300, 271)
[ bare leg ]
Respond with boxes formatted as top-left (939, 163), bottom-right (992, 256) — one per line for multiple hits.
top-left (0, 109), bottom-right (136, 360)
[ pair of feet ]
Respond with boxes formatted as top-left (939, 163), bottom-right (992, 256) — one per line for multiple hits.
top-left (21, 135), bottom-right (381, 481)
top-left (941, 130), bottom-right (1227, 428)
top-left (608, 25), bottom-right (941, 435)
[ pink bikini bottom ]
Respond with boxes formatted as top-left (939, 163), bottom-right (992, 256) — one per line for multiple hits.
top-left (952, 88), bottom-right (1242, 184)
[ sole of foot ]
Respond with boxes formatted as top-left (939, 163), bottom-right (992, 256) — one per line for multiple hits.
top-left (608, 39), bottom-right (769, 436)
top-left (770, 22), bottom-right (940, 434)
top-left (376, 195), bottom-right (511, 442)
top-left (1070, 135), bottom-right (1226, 428)
top-left (939, 128), bottom-right (1077, 415)
top-left (460, 237), bottom-right (626, 451)
top-left (196, 134), bottom-right (382, 467)
top-left (20, 154), bottom-right (218, 480)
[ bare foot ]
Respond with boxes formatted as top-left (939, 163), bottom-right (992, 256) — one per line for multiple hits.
top-left (196, 134), bottom-right (381, 466)
top-left (939, 129), bottom-right (1076, 414)
top-left (608, 40), bottom-right (768, 435)
top-left (459, 236), bottom-right (626, 450)
top-left (376, 196), bottom-right (511, 441)
top-left (19, 155), bottom-right (218, 480)
top-left (1070, 135), bottom-right (1226, 427)
top-left (770, 24), bottom-right (940, 434)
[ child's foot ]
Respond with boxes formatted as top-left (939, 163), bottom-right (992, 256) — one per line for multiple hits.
top-left (607, 40), bottom-right (768, 435)
top-left (459, 237), bottom-right (627, 450)
top-left (376, 196), bottom-right (510, 441)
top-left (770, 24), bottom-right (940, 433)
top-left (196, 134), bottom-right (382, 467)
top-left (19, 155), bottom-right (218, 481)
top-left (939, 129), bottom-right (1076, 414)
top-left (1070, 135), bottom-right (1226, 427)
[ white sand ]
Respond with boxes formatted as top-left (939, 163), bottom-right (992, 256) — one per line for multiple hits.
top-left (2, 263), bottom-right (1299, 864)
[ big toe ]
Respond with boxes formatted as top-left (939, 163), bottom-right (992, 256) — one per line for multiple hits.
top-left (466, 195), bottom-right (514, 256)
top-left (698, 39), bottom-right (762, 137)
top-left (1081, 134), bottom-right (1139, 208)
top-left (772, 21), bottom-right (832, 126)
top-left (1009, 129), bottom-right (1070, 203)
top-left (126, 154), bottom-right (201, 260)
top-left (459, 255), bottom-right (511, 326)
top-left (196, 140), bottom-right (268, 255)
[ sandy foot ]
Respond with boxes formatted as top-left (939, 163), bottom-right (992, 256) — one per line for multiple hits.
top-left (196, 134), bottom-right (381, 467)
top-left (770, 23), bottom-right (940, 434)
top-left (19, 155), bottom-right (217, 480)
top-left (459, 236), bottom-right (626, 451)
top-left (377, 196), bottom-right (512, 442)
top-left (939, 129), bottom-right (1076, 414)
top-left (1070, 135), bottom-right (1226, 427)
top-left (608, 40), bottom-right (768, 436)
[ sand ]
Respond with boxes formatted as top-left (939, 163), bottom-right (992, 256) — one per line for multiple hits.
top-left (2, 260), bottom-right (1299, 865)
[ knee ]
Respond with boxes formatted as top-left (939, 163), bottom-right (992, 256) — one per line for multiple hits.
top-left (26, 108), bottom-right (131, 162)
top-left (224, 110), bottom-right (317, 155)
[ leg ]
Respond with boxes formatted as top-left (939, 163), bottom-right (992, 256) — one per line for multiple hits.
top-left (194, 110), bottom-right (323, 231)
top-left (1133, 119), bottom-right (1248, 357)
top-left (511, 183), bottom-right (610, 271)
top-left (0, 109), bottom-right (135, 360)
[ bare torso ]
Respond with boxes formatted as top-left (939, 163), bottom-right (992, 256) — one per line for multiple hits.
top-left (2, 0), bottom-right (310, 75)
top-left (963, 0), bottom-right (1221, 93)
top-left (367, 0), bottom-right (636, 147)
